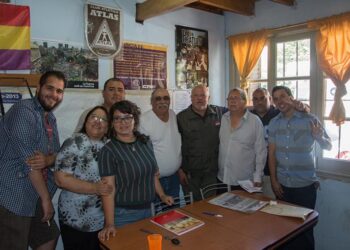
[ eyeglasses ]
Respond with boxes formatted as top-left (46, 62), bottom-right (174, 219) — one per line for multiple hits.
top-left (113, 114), bottom-right (134, 123)
top-left (154, 96), bottom-right (170, 101)
top-left (89, 114), bottom-right (108, 123)
top-left (227, 96), bottom-right (243, 102)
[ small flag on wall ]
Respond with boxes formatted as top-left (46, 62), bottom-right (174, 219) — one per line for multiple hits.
top-left (0, 3), bottom-right (30, 70)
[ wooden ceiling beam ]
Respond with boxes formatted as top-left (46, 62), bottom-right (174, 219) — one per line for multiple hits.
top-left (270, 0), bottom-right (296, 6)
top-left (197, 0), bottom-right (255, 16)
top-left (136, 0), bottom-right (197, 23)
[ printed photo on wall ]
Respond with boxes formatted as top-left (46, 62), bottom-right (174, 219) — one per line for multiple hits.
top-left (114, 41), bottom-right (167, 90)
top-left (175, 25), bottom-right (208, 90)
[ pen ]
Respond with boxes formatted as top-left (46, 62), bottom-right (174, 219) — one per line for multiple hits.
top-left (202, 211), bottom-right (223, 217)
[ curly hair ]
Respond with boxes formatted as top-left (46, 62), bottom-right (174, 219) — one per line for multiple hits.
top-left (109, 100), bottom-right (149, 143)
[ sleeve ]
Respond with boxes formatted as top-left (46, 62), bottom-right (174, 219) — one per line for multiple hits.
top-left (98, 146), bottom-right (116, 177)
top-left (268, 119), bottom-right (277, 144)
top-left (253, 118), bottom-right (267, 183)
top-left (5, 103), bottom-right (40, 174)
top-left (52, 136), bottom-right (79, 174)
top-left (311, 116), bottom-right (332, 150)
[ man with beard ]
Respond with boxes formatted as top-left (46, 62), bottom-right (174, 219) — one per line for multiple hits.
top-left (75, 78), bottom-right (125, 132)
top-left (0, 71), bottom-right (66, 250)
top-left (140, 88), bottom-right (182, 199)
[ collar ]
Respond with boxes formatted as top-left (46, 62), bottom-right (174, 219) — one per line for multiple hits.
top-left (275, 110), bottom-right (303, 120)
top-left (188, 104), bottom-right (217, 119)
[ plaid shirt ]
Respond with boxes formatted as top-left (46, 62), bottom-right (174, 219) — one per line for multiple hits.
top-left (0, 98), bottom-right (59, 216)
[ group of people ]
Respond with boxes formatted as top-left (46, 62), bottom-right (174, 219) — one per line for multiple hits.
top-left (0, 70), bottom-right (331, 250)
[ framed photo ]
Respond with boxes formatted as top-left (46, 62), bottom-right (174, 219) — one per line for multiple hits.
top-left (175, 25), bottom-right (208, 90)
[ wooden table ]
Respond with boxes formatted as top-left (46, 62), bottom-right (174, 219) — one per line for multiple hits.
top-left (100, 191), bottom-right (318, 250)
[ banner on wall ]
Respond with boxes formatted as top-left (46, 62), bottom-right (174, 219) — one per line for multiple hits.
top-left (114, 41), bottom-right (167, 90)
top-left (31, 40), bottom-right (98, 89)
top-left (175, 25), bottom-right (208, 90)
top-left (0, 3), bottom-right (31, 70)
top-left (85, 3), bottom-right (122, 58)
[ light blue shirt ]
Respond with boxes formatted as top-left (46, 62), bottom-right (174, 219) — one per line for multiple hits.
top-left (268, 111), bottom-right (332, 188)
top-left (218, 110), bottom-right (266, 185)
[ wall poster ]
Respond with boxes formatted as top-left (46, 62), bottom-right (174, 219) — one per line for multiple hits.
top-left (31, 39), bottom-right (98, 89)
top-left (114, 41), bottom-right (167, 90)
top-left (175, 25), bottom-right (208, 90)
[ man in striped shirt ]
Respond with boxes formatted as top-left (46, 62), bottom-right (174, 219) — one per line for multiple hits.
top-left (268, 85), bottom-right (331, 250)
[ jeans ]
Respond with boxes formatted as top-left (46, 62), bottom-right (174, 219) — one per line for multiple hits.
top-left (114, 207), bottom-right (152, 228)
top-left (278, 183), bottom-right (317, 250)
top-left (158, 173), bottom-right (180, 199)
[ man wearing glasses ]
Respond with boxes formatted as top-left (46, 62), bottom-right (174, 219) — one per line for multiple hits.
top-left (140, 88), bottom-right (182, 199)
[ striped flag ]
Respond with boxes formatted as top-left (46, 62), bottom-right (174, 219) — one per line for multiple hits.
top-left (0, 3), bottom-right (30, 70)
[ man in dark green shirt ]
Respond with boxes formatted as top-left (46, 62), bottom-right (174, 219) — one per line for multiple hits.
top-left (177, 85), bottom-right (227, 200)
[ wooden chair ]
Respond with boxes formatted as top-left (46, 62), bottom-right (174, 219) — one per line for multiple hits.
top-left (200, 183), bottom-right (231, 200)
top-left (151, 192), bottom-right (193, 216)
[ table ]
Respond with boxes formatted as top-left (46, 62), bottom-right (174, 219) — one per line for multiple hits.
top-left (100, 191), bottom-right (318, 250)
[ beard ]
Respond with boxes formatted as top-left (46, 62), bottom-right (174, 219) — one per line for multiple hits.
top-left (37, 94), bottom-right (62, 112)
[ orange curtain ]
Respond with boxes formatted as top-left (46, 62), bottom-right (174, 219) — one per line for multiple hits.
top-left (308, 13), bottom-right (350, 126)
top-left (228, 30), bottom-right (269, 90)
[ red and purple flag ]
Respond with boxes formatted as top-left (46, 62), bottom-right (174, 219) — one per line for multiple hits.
top-left (0, 3), bottom-right (30, 70)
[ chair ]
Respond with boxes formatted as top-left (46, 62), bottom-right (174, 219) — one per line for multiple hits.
top-left (151, 192), bottom-right (193, 216)
top-left (200, 183), bottom-right (231, 200)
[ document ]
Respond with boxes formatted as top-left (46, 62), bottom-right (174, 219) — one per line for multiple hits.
top-left (238, 180), bottom-right (262, 193)
top-left (150, 210), bottom-right (204, 236)
top-left (261, 203), bottom-right (314, 220)
top-left (209, 192), bottom-right (268, 213)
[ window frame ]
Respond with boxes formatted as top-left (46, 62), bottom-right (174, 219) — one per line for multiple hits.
top-left (232, 29), bottom-right (350, 182)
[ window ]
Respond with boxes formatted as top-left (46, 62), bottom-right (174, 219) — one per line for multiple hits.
top-left (243, 30), bottom-right (350, 180)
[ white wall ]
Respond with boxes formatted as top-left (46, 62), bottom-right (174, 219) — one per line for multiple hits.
top-left (13, 1), bottom-right (226, 249)
top-left (224, 1), bottom-right (350, 249)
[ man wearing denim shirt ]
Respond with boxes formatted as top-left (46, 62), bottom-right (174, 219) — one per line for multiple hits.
top-left (0, 71), bottom-right (66, 250)
top-left (268, 85), bottom-right (331, 250)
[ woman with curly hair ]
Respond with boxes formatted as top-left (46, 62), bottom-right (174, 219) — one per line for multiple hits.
top-left (98, 100), bottom-right (173, 241)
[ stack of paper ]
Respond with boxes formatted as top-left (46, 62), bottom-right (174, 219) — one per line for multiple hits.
top-left (261, 203), bottom-right (314, 220)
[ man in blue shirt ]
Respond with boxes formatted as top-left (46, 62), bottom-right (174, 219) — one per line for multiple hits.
top-left (268, 85), bottom-right (331, 250)
top-left (0, 71), bottom-right (66, 250)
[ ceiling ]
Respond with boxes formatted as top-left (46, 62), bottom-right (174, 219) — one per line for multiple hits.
top-left (136, 0), bottom-right (296, 23)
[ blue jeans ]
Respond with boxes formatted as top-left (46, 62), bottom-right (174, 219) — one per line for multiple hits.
top-left (158, 173), bottom-right (180, 199)
top-left (279, 183), bottom-right (317, 250)
top-left (114, 207), bottom-right (152, 228)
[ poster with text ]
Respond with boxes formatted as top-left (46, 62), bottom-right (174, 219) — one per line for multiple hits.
top-left (114, 41), bottom-right (167, 90)
top-left (31, 40), bottom-right (98, 89)
top-left (175, 25), bottom-right (208, 90)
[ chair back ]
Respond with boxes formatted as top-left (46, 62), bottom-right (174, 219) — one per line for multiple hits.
top-left (151, 192), bottom-right (193, 216)
top-left (200, 183), bottom-right (231, 200)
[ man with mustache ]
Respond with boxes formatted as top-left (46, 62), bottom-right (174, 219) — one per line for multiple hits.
top-left (0, 71), bottom-right (66, 250)
top-left (268, 85), bottom-right (331, 250)
top-left (140, 88), bottom-right (182, 199)
top-left (177, 85), bottom-right (227, 201)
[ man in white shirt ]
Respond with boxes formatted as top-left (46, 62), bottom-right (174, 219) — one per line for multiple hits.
top-left (218, 88), bottom-right (266, 190)
top-left (139, 88), bottom-right (182, 198)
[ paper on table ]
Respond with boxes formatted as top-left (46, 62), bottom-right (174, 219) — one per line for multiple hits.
top-left (261, 203), bottom-right (314, 220)
top-left (238, 180), bottom-right (262, 193)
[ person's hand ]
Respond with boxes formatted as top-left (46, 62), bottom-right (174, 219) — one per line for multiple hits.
top-left (26, 151), bottom-right (49, 170)
top-left (40, 198), bottom-right (54, 223)
top-left (178, 169), bottom-right (188, 186)
top-left (271, 179), bottom-right (283, 199)
top-left (98, 225), bottom-right (117, 241)
top-left (310, 119), bottom-right (323, 139)
top-left (160, 195), bottom-right (174, 206)
top-left (253, 182), bottom-right (262, 187)
top-left (95, 179), bottom-right (113, 196)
